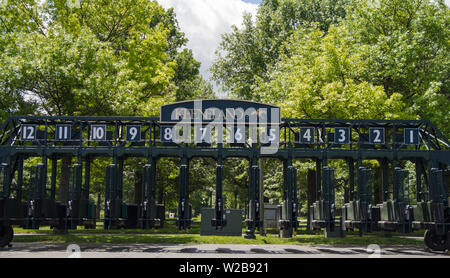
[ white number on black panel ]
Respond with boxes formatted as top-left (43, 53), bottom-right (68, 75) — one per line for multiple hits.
top-left (91, 125), bottom-right (106, 141)
top-left (161, 126), bottom-right (173, 142)
top-left (404, 128), bottom-right (419, 145)
top-left (369, 128), bottom-right (385, 144)
top-left (299, 127), bottom-right (315, 144)
top-left (334, 127), bottom-right (350, 144)
top-left (126, 125), bottom-right (141, 142)
top-left (56, 125), bottom-right (71, 141)
top-left (21, 125), bottom-right (36, 140)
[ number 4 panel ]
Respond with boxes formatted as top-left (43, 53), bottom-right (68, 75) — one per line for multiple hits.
top-left (299, 127), bottom-right (315, 144)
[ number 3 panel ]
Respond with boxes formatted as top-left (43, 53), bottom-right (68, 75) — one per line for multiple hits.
top-left (334, 127), bottom-right (351, 144)
top-left (126, 125), bottom-right (142, 142)
top-left (369, 127), bottom-right (385, 144)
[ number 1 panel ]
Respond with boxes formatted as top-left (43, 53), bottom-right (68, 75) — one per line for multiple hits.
top-left (404, 128), bottom-right (420, 145)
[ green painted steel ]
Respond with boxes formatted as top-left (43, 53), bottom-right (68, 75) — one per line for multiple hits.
top-left (0, 111), bottom-right (449, 249)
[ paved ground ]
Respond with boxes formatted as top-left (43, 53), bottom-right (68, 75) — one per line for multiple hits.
top-left (0, 242), bottom-right (448, 258)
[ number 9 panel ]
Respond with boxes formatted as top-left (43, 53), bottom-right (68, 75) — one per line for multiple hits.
top-left (126, 125), bottom-right (141, 142)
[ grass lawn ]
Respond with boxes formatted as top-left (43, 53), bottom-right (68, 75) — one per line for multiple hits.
top-left (11, 220), bottom-right (425, 246)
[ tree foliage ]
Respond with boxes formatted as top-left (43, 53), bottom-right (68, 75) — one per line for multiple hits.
top-left (211, 0), bottom-right (349, 99)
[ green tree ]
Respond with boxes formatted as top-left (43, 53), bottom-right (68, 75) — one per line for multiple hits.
top-left (211, 0), bottom-right (349, 99)
top-left (343, 0), bottom-right (450, 135)
top-left (258, 25), bottom-right (409, 120)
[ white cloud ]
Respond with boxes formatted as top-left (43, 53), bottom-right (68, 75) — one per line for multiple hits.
top-left (157, 0), bottom-right (259, 94)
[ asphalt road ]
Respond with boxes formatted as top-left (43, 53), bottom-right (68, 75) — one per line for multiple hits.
top-left (0, 242), bottom-right (448, 258)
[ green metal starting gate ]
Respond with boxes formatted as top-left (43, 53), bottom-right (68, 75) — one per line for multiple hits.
top-left (0, 99), bottom-right (449, 251)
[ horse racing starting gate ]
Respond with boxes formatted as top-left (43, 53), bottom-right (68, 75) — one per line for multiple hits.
top-left (0, 100), bottom-right (449, 251)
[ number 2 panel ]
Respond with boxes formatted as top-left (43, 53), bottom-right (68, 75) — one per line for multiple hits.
top-left (369, 128), bottom-right (385, 144)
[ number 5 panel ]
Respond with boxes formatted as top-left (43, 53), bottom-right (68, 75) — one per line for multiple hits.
top-left (369, 128), bottom-right (385, 144)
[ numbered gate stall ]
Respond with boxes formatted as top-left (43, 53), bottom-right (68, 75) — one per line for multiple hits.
top-left (0, 99), bottom-right (449, 251)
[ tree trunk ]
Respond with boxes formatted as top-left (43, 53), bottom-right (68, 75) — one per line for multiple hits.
top-left (307, 169), bottom-right (317, 230)
top-left (59, 156), bottom-right (72, 203)
top-left (97, 193), bottom-right (101, 219)
top-left (373, 167), bottom-right (382, 205)
top-left (134, 169), bottom-right (142, 205)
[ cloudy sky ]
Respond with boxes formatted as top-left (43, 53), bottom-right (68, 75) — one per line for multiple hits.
top-left (157, 0), bottom-right (449, 96)
top-left (157, 0), bottom-right (261, 95)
